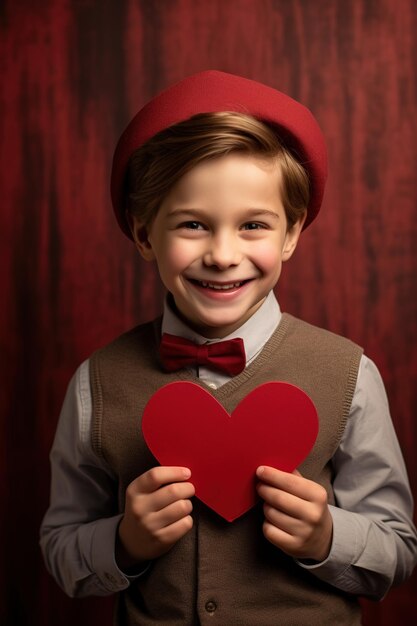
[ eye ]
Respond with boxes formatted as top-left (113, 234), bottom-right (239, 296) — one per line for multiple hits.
top-left (180, 221), bottom-right (205, 230)
top-left (242, 222), bottom-right (266, 231)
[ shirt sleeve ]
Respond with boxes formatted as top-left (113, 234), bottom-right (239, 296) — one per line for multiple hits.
top-left (298, 355), bottom-right (417, 599)
top-left (39, 361), bottom-right (144, 597)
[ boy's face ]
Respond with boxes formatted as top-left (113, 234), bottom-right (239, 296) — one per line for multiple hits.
top-left (132, 153), bottom-right (305, 338)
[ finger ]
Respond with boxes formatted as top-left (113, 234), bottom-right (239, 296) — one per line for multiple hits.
top-left (149, 498), bottom-right (193, 530)
top-left (263, 503), bottom-right (304, 536)
top-left (154, 514), bottom-right (194, 546)
top-left (146, 481), bottom-right (195, 512)
top-left (262, 520), bottom-right (302, 556)
top-left (131, 466), bottom-right (192, 494)
top-left (258, 481), bottom-right (327, 519)
top-left (257, 483), bottom-right (306, 519)
top-left (256, 466), bottom-right (314, 500)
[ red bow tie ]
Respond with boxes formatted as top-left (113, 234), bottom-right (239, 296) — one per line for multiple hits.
top-left (159, 333), bottom-right (246, 377)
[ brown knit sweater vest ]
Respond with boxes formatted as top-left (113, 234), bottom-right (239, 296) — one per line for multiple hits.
top-left (90, 313), bottom-right (363, 626)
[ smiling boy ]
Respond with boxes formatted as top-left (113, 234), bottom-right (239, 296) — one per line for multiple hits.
top-left (41, 71), bottom-right (417, 625)
top-left (131, 153), bottom-right (303, 337)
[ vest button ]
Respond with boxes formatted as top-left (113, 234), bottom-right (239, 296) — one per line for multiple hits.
top-left (205, 600), bottom-right (217, 613)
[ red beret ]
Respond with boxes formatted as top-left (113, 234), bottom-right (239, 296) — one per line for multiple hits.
top-left (111, 70), bottom-right (327, 238)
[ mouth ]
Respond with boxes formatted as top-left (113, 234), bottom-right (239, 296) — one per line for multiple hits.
top-left (188, 279), bottom-right (251, 292)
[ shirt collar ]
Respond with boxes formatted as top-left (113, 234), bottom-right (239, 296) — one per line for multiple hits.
top-left (161, 291), bottom-right (281, 365)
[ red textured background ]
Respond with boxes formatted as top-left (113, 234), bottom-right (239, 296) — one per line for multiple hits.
top-left (1, 1), bottom-right (416, 624)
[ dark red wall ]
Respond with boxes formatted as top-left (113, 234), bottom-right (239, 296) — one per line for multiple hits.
top-left (1, 1), bottom-right (416, 624)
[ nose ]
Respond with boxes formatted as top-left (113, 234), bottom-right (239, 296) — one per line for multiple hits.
top-left (203, 231), bottom-right (242, 269)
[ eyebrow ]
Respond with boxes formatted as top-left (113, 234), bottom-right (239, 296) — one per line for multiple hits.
top-left (167, 208), bottom-right (281, 220)
top-left (166, 208), bottom-right (203, 218)
top-left (244, 209), bottom-right (280, 221)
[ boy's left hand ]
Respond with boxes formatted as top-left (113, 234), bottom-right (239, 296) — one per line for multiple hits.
top-left (256, 466), bottom-right (333, 562)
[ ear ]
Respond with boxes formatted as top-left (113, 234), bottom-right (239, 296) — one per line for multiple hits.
top-left (126, 212), bottom-right (156, 261)
top-left (281, 211), bottom-right (307, 262)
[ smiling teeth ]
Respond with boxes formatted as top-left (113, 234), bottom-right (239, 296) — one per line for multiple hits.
top-left (200, 281), bottom-right (243, 290)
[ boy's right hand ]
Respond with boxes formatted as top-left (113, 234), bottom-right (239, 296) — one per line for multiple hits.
top-left (116, 466), bottom-right (195, 570)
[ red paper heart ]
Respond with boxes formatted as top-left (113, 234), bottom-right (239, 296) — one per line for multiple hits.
top-left (142, 381), bottom-right (318, 522)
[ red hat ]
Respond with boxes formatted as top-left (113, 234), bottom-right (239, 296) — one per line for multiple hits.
top-left (111, 70), bottom-right (327, 238)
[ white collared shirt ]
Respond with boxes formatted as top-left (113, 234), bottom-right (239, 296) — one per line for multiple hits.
top-left (40, 292), bottom-right (417, 599)
top-left (161, 291), bottom-right (281, 388)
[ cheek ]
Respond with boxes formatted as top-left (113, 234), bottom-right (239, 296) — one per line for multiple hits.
top-left (251, 242), bottom-right (282, 274)
top-left (158, 239), bottom-right (198, 273)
